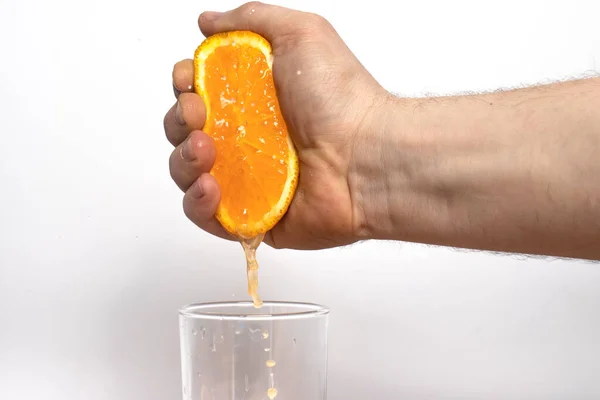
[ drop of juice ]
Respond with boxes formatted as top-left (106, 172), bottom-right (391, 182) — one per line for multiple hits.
top-left (266, 359), bottom-right (276, 367)
top-left (267, 387), bottom-right (278, 399)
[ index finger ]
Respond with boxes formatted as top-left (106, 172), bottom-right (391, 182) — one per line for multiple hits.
top-left (198, 2), bottom-right (295, 42)
top-left (172, 59), bottom-right (194, 98)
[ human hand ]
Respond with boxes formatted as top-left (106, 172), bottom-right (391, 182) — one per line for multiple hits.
top-left (163, 2), bottom-right (393, 250)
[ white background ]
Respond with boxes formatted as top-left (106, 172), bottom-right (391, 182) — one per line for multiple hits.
top-left (1, 0), bottom-right (599, 399)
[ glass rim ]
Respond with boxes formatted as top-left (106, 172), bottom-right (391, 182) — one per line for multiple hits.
top-left (179, 301), bottom-right (330, 321)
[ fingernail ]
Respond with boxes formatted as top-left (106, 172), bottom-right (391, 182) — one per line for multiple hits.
top-left (202, 11), bottom-right (223, 22)
top-left (190, 179), bottom-right (205, 199)
top-left (175, 102), bottom-right (185, 125)
top-left (181, 136), bottom-right (195, 161)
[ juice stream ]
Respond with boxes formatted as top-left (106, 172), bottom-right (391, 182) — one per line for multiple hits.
top-left (241, 233), bottom-right (265, 308)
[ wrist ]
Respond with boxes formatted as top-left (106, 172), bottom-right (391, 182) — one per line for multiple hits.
top-left (348, 92), bottom-right (424, 242)
top-left (349, 92), bottom-right (458, 245)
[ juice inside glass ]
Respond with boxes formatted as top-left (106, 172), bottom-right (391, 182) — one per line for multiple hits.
top-left (179, 301), bottom-right (330, 400)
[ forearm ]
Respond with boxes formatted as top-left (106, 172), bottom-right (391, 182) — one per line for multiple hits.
top-left (358, 78), bottom-right (600, 260)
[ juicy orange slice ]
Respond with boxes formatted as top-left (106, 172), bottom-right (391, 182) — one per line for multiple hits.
top-left (193, 31), bottom-right (299, 240)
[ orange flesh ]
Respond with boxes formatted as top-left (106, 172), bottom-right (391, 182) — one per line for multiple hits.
top-left (203, 45), bottom-right (290, 233)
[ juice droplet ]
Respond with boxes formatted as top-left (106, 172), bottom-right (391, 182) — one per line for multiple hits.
top-left (267, 387), bottom-right (278, 399)
top-left (244, 374), bottom-right (250, 392)
top-left (264, 347), bottom-right (271, 352)
top-left (266, 359), bottom-right (276, 367)
top-left (262, 330), bottom-right (269, 339)
top-left (292, 338), bottom-right (296, 346)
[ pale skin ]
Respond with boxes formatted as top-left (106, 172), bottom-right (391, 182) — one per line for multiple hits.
top-left (164, 2), bottom-right (600, 261)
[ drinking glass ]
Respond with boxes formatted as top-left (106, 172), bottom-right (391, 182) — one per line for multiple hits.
top-left (179, 301), bottom-right (330, 400)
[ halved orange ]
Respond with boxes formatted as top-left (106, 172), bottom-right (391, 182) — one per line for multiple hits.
top-left (193, 31), bottom-right (299, 240)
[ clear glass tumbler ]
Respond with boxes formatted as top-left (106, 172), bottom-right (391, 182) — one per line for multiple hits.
top-left (179, 301), bottom-right (330, 400)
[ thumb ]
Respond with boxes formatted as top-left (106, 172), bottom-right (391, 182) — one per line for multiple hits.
top-left (198, 2), bottom-right (296, 42)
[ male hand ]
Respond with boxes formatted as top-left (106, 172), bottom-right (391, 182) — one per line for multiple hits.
top-left (164, 2), bottom-right (392, 250)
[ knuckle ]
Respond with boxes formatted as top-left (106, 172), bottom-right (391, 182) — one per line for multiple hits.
top-left (182, 194), bottom-right (201, 223)
top-left (164, 109), bottom-right (181, 146)
top-left (182, 197), bottom-right (194, 221)
top-left (239, 1), bottom-right (264, 14)
top-left (170, 158), bottom-right (190, 193)
top-left (163, 110), bottom-right (176, 144)
top-left (177, 92), bottom-right (191, 108)
top-left (168, 149), bottom-right (179, 181)
top-left (177, 96), bottom-right (193, 124)
top-left (275, 13), bottom-right (332, 50)
top-left (172, 59), bottom-right (192, 86)
top-left (163, 112), bottom-right (169, 133)
top-left (172, 84), bottom-right (181, 98)
top-left (300, 13), bottom-right (333, 34)
top-left (178, 93), bottom-right (205, 130)
top-left (171, 62), bottom-right (179, 83)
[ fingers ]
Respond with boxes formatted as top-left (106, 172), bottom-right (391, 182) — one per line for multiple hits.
top-left (169, 130), bottom-right (216, 192)
top-left (198, 2), bottom-right (296, 41)
top-left (183, 174), bottom-right (236, 241)
top-left (168, 60), bottom-right (232, 242)
top-left (164, 92), bottom-right (206, 147)
top-left (165, 59), bottom-right (203, 146)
